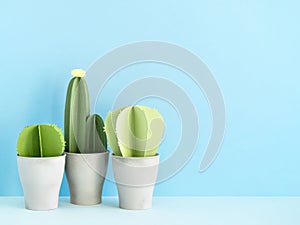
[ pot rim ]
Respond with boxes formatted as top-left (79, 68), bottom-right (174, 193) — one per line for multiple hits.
top-left (111, 153), bottom-right (160, 160)
top-left (65, 151), bottom-right (109, 156)
top-left (17, 154), bottom-right (66, 159)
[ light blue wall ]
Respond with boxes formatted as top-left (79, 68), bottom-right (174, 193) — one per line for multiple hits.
top-left (0, 0), bottom-right (299, 196)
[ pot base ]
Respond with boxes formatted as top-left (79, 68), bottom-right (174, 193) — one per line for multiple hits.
top-left (25, 196), bottom-right (59, 211)
top-left (70, 195), bottom-right (102, 206)
top-left (117, 185), bottom-right (155, 210)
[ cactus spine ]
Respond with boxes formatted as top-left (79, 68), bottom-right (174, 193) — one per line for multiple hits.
top-left (64, 69), bottom-right (107, 153)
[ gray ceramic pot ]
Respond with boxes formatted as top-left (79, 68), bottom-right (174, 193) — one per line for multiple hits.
top-left (17, 154), bottom-right (66, 210)
top-left (112, 154), bottom-right (160, 210)
top-left (65, 151), bottom-right (108, 205)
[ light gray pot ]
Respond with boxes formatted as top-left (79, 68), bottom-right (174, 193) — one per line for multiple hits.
top-left (112, 154), bottom-right (160, 210)
top-left (65, 151), bottom-right (108, 205)
top-left (17, 154), bottom-right (66, 211)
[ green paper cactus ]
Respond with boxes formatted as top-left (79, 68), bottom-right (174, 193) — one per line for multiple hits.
top-left (64, 69), bottom-right (107, 153)
top-left (17, 124), bottom-right (65, 157)
top-left (86, 114), bottom-right (107, 153)
top-left (105, 106), bottom-right (165, 157)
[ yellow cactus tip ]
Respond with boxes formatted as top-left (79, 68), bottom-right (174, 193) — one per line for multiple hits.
top-left (71, 69), bottom-right (86, 78)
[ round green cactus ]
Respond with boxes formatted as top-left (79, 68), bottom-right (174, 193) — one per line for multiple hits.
top-left (105, 106), bottom-right (165, 157)
top-left (17, 124), bottom-right (65, 157)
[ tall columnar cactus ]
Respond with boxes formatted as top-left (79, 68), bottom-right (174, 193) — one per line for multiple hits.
top-left (17, 124), bottom-right (65, 157)
top-left (64, 69), bottom-right (107, 153)
top-left (105, 106), bottom-right (165, 157)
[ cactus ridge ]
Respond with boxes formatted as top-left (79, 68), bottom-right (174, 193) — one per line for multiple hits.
top-left (17, 124), bottom-right (65, 157)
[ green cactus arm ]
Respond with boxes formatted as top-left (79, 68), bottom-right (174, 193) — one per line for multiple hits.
top-left (17, 124), bottom-right (65, 157)
top-left (95, 114), bottom-right (107, 150)
top-left (104, 107), bottom-right (126, 156)
top-left (64, 77), bottom-right (90, 153)
top-left (86, 114), bottom-right (107, 153)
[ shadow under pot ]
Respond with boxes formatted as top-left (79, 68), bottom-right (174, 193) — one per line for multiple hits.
top-left (112, 154), bottom-right (160, 210)
top-left (65, 151), bottom-right (109, 205)
top-left (17, 154), bottom-right (66, 210)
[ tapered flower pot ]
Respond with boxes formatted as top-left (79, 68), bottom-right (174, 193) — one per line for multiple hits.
top-left (112, 154), bottom-right (160, 210)
top-left (17, 154), bottom-right (66, 210)
top-left (65, 151), bottom-right (108, 205)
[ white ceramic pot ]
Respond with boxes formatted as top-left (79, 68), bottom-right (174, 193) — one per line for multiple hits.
top-left (17, 154), bottom-right (66, 210)
top-left (112, 154), bottom-right (160, 210)
top-left (65, 151), bottom-right (109, 205)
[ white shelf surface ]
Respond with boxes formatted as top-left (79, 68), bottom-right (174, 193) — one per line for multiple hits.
top-left (0, 197), bottom-right (299, 225)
